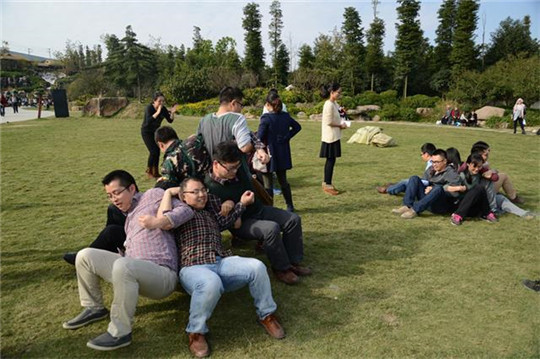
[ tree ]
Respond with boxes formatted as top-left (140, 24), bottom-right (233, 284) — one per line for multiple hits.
top-left (242, 2), bottom-right (265, 82)
top-left (433, 0), bottom-right (456, 71)
top-left (298, 44), bottom-right (315, 69)
top-left (484, 16), bottom-right (539, 66)
top-left (450, 0), bottom-right (479, 74)
top-left (269, 0), bottom-right (284, 86)
top-left (393, 0), bottom-right (424, 98)
top-left (341, 7), bottom-right (365, 94)
top-left (365, 16), bottom-right (386, 91)
top-left (274, 43), bottom-right (290, 85)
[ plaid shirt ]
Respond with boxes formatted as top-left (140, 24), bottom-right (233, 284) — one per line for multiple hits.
top-left (124, 188), bottom-right (194, 271)
top-left (177, 193), bottom-right (245, 268)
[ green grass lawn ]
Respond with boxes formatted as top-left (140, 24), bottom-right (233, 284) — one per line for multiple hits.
top-left (1, 116), bottom-right (539, 358)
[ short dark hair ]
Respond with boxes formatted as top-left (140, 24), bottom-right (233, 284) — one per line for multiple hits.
top-left (102, 170), bottom-right (139, 192)
top-left (153, 91), bottom-right (165, 101)
top-left (472, 140), bottom-right (489, 149)
top-left (179, 177), bottom-right (204, 195)
top-left (431, 149), bottom-right (447, 160)
top-left (265, 92), bottom-right (283, 113)
top-left (155, 126), bottom-right (179, 143)
top-left (219, 87), bottom-right (243, 104)
top-left (320, 83), bottom-right (340, 99)
top-left (466, 153), bottom-right (485, 166)
top-left (213, 140), bottom-right (242, 163)
top-left (420, 143), bottom-right (436, 155)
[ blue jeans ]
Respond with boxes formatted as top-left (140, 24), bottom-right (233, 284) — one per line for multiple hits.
top-left (403, 176), bottom-right (451, 214)
top-left (179, 256), bottom-right (277, 334)
top-left (387, 179), bottom-right (408, 195)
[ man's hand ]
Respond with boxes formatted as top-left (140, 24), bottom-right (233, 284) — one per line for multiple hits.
top-left (482, 170), bottom-right (493, 179)
top-left (425, 186), bottom-right (433, 194)
top-left (233, 217), bottom-right (242, 229)
top-left (220, 200), bottom-right (235, 216)
top-left (138, 215), bottom-right (158, 229)
top-left (166, 187), bottom-right (181, 197)
top-left (256, 149), bottom-right (270, 164)
top-left (240, 191), bottom-right (255, 206)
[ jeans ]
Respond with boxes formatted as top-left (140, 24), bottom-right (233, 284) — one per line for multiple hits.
top-left (496, 194), bottom-right (528, 217)
top-left (179, 256), bottom-right (277, 334)
top-left (403, 176), bottom-right (453, 214)
top-left (387, 179), bottom-right (408, 195)
top-left (231, 206), bottom-right (304, 271)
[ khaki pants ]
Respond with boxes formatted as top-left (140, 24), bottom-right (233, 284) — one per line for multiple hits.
top-left (494, 172), bottom-right (517, 200)
top-left (75, 248), bottom-right (177, 337)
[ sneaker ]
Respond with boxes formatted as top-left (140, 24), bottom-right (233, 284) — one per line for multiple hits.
top-left (483, 212), bottom-right (498, 223)
top-left (258, 314), bottom-right (285, 339)
top-left (87, 331), bottom-right (132, 351)
top-left (392, 206), bottom-right (410, 215)
top-left (401, 209), bottom-right (417, 219)
top-left (63, 308), bottom-right (109, 330)
top-left (273, 188), bottom-right (282, 196)
top-left (322, 185), bottom-right (339, 196)
top-left (188, 333), bottom-right (210, 358)
top-left (451, 213), bottom-right (463, 226)
top-left (63, 252), bottom-right (77, 265)
top-left (522, 279), bottom-right (540, 292)
top-left (523, 212), bottom-right (536, 220)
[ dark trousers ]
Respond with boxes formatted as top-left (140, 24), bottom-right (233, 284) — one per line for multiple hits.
top-left (403, 176), bottom-right (456, 214)
top-left (262, 170), bottom-right (294, 207)
top-left (141, 130), bottom-right (160, 168)
top-left (514, 118), bottom-right (525, 133)
top-left (231, 206), bottom-right (304, 271)
top-left (324, 157), bottom-right (336, 184)
top-left (89, 204), bottom-right (126, 252)
top-left (455, 186), bottom-right (490, 218)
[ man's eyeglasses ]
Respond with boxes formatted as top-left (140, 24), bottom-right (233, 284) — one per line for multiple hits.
top-left (183, 188), bottom-right (208, 195)
top-left (431, 160), bottom-right (445, 164)
top-left (218, 162), bottom-right (241, 173)
top-left (106, 186), bottom-right (128, 200)
top-left (234, 100), bottom-right (244, 109)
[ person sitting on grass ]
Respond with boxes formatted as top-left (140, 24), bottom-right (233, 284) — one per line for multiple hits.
top-left (450, 153), bottom-right (498, 225)
top-left (150, 178), bottom-right (284, 358)
top-left (63, 170), bottom-right (194, 351)
top-left (392, 149), bottom-right (461, 219)
top-left (205, 140), bottom-right (311, 285)
top-left (377, 142), bottom-right (436, 195)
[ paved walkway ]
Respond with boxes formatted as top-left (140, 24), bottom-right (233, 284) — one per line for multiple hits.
top-left (0, 107), bottom-right (54, 124)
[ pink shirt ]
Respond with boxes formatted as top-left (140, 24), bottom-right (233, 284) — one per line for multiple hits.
top-left (124, 188), bottom-right (194, 270)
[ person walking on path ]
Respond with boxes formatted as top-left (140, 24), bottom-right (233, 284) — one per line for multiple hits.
top-left (512, 98), bottom-right (526, 134)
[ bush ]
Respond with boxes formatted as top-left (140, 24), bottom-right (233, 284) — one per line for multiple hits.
top-left (243, 87), bottom-right (267, 107)
top-left (379, 104), bottom-right (400, 121)
top-left (176, 98), bottom-right (219, 116)
top-left (356, 91), bottom-right (381, 106)
top-left (400, 107), bottom-right (420, 122)
top-left (401, 94), bottom-right (439, 109)
top-left (379, 90), bottom-right (398, 105)
top-left (340, 95), bottom-right (356, 110)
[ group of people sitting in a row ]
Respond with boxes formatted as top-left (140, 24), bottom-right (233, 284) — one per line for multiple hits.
top-left (376, 141), bottom-right (534, 224)
top-left (439, 106), bottom-right (478, 127)
top-left (62, 87), bottom-right (306, 357)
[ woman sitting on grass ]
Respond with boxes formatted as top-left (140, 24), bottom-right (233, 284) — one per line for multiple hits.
top-left (450, 153), bottom-right (498, 225)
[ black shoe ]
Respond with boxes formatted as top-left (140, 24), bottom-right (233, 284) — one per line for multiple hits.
top-left (63, 308), bottom-right (109, 329)
top-left (63, 252), bottom-right (77, 265)
top-left (87, 332), bottom-right (132, 351)
top-left (522, 279), bottom-right (540, 292)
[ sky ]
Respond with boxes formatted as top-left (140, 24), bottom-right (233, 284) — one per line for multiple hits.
top-left (2, 0), bottom-right (539, 68)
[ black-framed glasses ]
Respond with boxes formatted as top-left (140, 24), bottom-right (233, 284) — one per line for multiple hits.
top-left (182, 188), bottom-right (208, 195)
top-left (218, 161), bottom-right (241, 173)
top-left (106, 186), bottom-right (128, 200)
top-left (234, 100), bottom-right (244, 109)
top-left (431, 160), bottom-right (446, 164)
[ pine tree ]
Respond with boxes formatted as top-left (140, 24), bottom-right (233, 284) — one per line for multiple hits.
top-left (269, 0), bottom-right (284, 86)
top-left (242, 2), bottom-right (265, 82)
top-left (450, 0), bottom-right (479, 74)
top-left (298, 44), bottom-right (315, 69)
top-left (394, 0), bottom-right (424, 97)
top-left (433, 0), bottom-right (456, 70)
top-left (341, 7), bottom-right (365, 94)
top-left (274, 43), bottom-right (290, 85)
top-left (365, 17), bottom-right (385, 91)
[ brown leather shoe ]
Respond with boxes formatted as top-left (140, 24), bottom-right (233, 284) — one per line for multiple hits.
top-left (188, 333), bottom-right (209, 358)
top-left (290, 264), bottom-right (312, 276)
top-left (510, 195), bottom-right (525, 205)
top-left (145, 167), bottom-right (154, 179)
top-left (274, 269), bottom-right (299, 285)
top-left (258, 314), bottom-right (285, 339)
top-left (322, 185), bottom-right (339, 196)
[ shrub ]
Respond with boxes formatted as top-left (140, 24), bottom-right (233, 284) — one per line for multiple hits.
top-left (400, 107), bottom-right (420, 122)
top-left (340, 95), bottom-right (356, 110)
top-left (356, 91), bottom-right (381, 106)
top-left (401, 94), bottom-right (439, 109)
top-left (176, 98), bottom-right (219, 116)
top-left (379, 103), bottom-right (400, 121)
top-left (243, 87), bottom-right (267, 107)
top-left (379, 90), bottom-right (398, 105)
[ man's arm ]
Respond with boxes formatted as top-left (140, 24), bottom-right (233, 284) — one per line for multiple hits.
top-left (138, 188), bottom-right (194, 230)
top-left (207, 192), bottom-right (253, 231)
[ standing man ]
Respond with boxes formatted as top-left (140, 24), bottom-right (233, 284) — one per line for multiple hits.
top-left (205, 141), bottom-right (311, 285)
top-left (152, 179), bottom-right (284, 357)
top-left (63, 170), bottom-right (194, 351)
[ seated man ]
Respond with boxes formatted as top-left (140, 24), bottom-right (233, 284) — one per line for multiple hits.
top-left (63, 170), bottom-right (194, 351)
top-left (377, 142), bottom-right (435, 195)
top-left (154, 126), bottom-right (210, 189)
top-left (154, 178), bottom-right (284, 358)
top-left (205, 141), bottom-right (311, 285)
top-left (392, 149), bottom-right (461, 219)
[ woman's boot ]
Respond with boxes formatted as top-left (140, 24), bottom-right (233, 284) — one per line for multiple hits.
top-left (281, 184), bottom-right (295, 212)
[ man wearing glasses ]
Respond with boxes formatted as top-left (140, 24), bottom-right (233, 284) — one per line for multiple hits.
top-left (63, 170), bottom-right (194, 351)
top-left (154, 178), bottom-right (284, 357)
top-left (392, 149), bottom-right (461, 219)
top-left (205, 141), bottom-right (311, 285)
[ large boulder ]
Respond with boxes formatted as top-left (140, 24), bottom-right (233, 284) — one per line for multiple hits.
top-left (356, 105), bottom-right (380, 112)
top-left (475, 106), bottom-right (505, 120)
top-left (416, 107), bottom-right (433, 117)
top-left (83, 97), bottom-right (129, 117)
top-left (309, 114), bottom-right (322, 121)
top-left (530, 101), bottom-right (540, 110)
top-left (296, 111), bottom-right (307, 119)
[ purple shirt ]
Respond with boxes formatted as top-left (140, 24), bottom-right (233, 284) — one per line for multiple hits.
top-left (124, 188), bottom-right (194, 270)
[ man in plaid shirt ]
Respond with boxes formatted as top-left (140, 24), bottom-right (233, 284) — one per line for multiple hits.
top-left (63, 170), bottom-right (194, 351)
top-left (157, 178), bottom-right (284, 358)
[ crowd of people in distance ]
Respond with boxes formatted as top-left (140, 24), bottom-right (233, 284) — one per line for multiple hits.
top-left (439, 105), bottom-right (478, 127)
top-left (59, 85), bottom-right (536, 357)
top-left (377, 140), bottom-right (534, 224)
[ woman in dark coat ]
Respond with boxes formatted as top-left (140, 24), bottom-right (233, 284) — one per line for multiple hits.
top-left (141, 92), bottom-right (178, 178)
top-left (257, 92), bottom-right (301, 212)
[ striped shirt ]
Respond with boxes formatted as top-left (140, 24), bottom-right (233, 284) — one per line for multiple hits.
top-left (124, 188), bottom-right (194, 271)
top-left (177, 193), bottom-right (245, 268)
